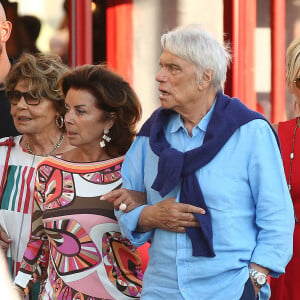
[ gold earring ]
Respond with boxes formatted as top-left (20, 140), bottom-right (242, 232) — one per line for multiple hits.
top-left (55, 115), bottom-right (64, 129)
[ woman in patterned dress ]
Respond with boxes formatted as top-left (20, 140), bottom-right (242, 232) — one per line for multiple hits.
top-left (270, 36), bottom-right (300, 300)
top-left (14, 64), bottom-right (145, 299)
top-left (0, 52), bottom-right (72, 299)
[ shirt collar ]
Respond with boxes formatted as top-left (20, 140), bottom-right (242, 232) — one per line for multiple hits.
top-left (169, 99), bottom-right (217, 134)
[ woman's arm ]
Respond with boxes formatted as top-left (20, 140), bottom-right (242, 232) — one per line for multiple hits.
top-left (14, 165), bottom-right (50, 295)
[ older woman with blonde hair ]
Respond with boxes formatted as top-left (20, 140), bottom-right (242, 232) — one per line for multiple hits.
top-left (270, 36), bottom-right (300, 300)
top-left (0, 52), bottom-right (72, 299)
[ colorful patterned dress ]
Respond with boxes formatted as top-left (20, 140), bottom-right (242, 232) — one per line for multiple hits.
top-left (14, 155), bottom-right (143, 300)
top-left (270, 118), bottom-right (300, 300)
top-left (0, 135), bottom-right (43, 277)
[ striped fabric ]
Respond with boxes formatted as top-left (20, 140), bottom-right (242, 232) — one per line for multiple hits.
top-left (0, 135), bottom-right (43, 278)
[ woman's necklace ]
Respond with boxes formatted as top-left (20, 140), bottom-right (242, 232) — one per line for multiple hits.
top-left (25, 132), bottom-right (65, 157)
top-left (288, 117), bottom-right (300, 224)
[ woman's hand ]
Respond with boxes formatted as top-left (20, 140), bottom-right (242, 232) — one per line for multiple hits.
top-left (101, 188), bottom-right (147, 213)
top-left (12, 284), bottom-right (25, 299)
top-left (0, 226), bottom-right (12, 253)
top-left (0, 249), bottom-right (23, 299)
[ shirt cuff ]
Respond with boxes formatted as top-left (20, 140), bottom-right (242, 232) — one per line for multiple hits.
top-left (116, 205), bottom-right (154, 246)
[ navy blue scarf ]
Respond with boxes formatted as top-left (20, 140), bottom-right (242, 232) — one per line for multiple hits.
top-left (138, 92), bottom-right (278, 257)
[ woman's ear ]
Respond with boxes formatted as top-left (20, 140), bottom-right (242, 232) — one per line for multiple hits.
top-left (287, 81), bottom-right (293, 94)
top-left (106, 112), bottom-right (117, 129)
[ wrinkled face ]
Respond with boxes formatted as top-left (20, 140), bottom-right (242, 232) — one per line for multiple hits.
top-left (155, 50), bottom-right (200, 113)
top-left (10, 80), bottom-right (57, 135)
top-left (64, 88), bottom-right (114, 148)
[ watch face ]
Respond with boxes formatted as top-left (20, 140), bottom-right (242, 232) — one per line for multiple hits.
top-left (257, 275), bottom-right (267, 285)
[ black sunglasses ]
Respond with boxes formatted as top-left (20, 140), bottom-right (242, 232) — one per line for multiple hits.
top-left (293, 77), bottom-right (300, 89)
top-left (6, 90), bottom-right (41, 106)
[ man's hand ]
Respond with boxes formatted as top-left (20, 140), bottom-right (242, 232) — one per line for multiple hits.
top-left (0, 226), bottom-right (12, 253)
top-left (137, 197), bottom-right (206, 232)
top-left (101, 188), bottom-right (147, 213)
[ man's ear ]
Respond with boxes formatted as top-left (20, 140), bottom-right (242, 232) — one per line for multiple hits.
top-left (198, 69), bottom-right (214, 90)
top-left (0, 21), bottom-right (12, 42)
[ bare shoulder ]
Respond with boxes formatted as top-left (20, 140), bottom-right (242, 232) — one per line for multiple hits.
top-left (272, 123), bottom-right (278, 134)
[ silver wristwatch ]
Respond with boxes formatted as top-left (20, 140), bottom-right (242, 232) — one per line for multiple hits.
top-left (249, 267), bottom-right (268, 288)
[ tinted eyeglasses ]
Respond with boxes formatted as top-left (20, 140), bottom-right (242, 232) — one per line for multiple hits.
top-left (294, 77), bottom-right (300, 89)
top-left (6, 90), bottom-right (41, 106)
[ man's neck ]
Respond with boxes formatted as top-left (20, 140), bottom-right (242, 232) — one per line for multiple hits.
top-left (179, 88), bottom-right (217, 136)
top-left (0, 53), bottom-right (11, 83)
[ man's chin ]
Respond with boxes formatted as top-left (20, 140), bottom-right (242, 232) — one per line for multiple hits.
top-left (160, 100), bottom-right (172, 110)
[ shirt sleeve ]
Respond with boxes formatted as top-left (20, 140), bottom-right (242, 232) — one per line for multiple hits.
top-left (14, 164), bottom-right (50, 293)
top-left (248, 120), bottom-right (295, 277)
top-left (115, 136), bottom-right (154, 245)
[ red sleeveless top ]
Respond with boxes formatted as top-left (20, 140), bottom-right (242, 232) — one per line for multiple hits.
top-left (278, 118), bottom-right (300, 217)
top-left (270, 118), bottom-right (300, 300)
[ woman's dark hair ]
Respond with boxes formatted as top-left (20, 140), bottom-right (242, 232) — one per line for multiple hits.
top-left (60, 64), bottom-right (142, 157)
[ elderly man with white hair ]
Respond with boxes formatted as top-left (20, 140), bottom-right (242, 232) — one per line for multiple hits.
top-left (104, 24), bottom-right (294, 300)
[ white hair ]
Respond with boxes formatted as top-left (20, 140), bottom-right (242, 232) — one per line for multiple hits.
top-left (161, 24), bottom-right (231, 91)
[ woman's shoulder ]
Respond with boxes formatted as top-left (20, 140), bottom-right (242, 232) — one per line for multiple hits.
top-left (38, 152), bottom-right (124, 173)
top-left (277, 117), bottom-right (299, 132)
top-left (0, 135), bottom-right (23, 157)
top-left (36, 155), bottom-right (67, 171)
top-left (0, 135), bottom-right (22, 144)
top-left (272, 123), bottom-right (279, 134)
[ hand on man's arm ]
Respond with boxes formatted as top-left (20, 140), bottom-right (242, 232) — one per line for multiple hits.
top-left (101, 188), bottom-right (147, 212)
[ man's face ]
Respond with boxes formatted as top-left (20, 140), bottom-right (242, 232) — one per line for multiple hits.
top-left (155, 50), bottom-right (200, 114)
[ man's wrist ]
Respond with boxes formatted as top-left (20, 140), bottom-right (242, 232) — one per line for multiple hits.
top-left (137, 205), bottom-right (155, 232)
top-left (249, 266), bottom-right (268, 288)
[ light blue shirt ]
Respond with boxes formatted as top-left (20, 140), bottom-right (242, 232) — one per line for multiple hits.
top-left (117, 103), bottom-right (294, 300)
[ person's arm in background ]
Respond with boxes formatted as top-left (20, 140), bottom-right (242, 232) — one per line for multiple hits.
top-left (0, 249), bottom-right (22, 299)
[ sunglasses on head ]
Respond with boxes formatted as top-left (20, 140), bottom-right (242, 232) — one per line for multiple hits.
top-left (294, 77), bottom-right (300, 89)
top-left (6, 90), bottom-right (41, 106)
